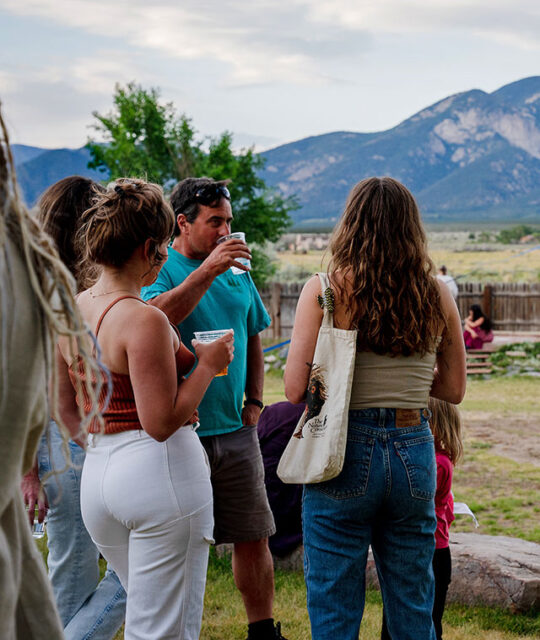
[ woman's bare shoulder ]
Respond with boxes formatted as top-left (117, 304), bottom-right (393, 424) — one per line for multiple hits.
top-left (121, 299), bottom-right (170, 333)
top-left (303, 273), bottom-right (323, 292)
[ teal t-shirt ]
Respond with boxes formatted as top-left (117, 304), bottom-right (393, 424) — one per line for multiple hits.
top-left (142, 247), bottom-right (271, 437)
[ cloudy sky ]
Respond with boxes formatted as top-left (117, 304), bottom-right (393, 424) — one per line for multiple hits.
top-left (1, 0), bottom-right (539, 150)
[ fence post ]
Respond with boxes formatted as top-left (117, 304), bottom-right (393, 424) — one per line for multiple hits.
top-left (482, 284), bottom-right (493, 319)
top-left (270, 282), bottom-right (282, 339)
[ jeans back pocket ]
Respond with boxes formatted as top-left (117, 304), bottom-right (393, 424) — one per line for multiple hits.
top-left (394, 434), bottom-right (436, 501)
top-left (311, 432), bottom-right (375, 500)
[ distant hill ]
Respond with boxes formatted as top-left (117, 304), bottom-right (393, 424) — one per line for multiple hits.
top-left (13, 146), bottom-right (107, 206)
top-left (260, 76), bottom-right (540, 226)
top-left (13, 76), bottom-right (540, 224)
top-left (11, 144), bottom-right (47, 166)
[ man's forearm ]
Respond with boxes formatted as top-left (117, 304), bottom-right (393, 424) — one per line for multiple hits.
top-left (245, 334), bottom-right (264, 401)
top-left (147, 264), bottom-right (216, 325)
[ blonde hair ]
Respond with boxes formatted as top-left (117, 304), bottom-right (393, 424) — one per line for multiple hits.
top-left (428, 397), bottom-right (463, 465)
top-left (0, 106), bottom-right (107, 450)
top-left (329, 177), bottom-right (445, 356)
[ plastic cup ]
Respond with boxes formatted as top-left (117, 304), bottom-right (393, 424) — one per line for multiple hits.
top-left (32, 519), bottom-right (45, 539)
top-left (193, 329), bottom-right (232, 376)
top-left (217, 231), bottom-right (250, 275)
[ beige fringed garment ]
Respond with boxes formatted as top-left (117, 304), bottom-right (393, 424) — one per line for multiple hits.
top-left (0, 233), bottom-right (64, 639)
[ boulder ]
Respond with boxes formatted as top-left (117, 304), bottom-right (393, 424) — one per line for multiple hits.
top-left (446, 533), bottom-right (539, 612)
top-left (365, 533), bottom-right (540, 612)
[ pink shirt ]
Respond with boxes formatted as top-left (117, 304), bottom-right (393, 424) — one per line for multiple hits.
top-left (435, 450), bottom-right (455, 549)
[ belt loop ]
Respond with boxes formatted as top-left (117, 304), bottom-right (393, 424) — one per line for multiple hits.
top-left (379, 408), bottom-right (386, 427)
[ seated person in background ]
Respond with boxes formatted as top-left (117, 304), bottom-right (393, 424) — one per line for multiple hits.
top-left (257, 402), bottom-right (305, 558)
top-left (463, 304), bottom-right (493, 349)
top-left (436, 266), bottom-right (458, 300)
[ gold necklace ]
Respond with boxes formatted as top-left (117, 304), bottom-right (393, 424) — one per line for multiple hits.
top-left (89, 288), bottom-right (139, 299)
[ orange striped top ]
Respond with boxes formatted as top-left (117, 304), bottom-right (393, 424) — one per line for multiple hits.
top-left (69, 295), bottom-right (195, 434)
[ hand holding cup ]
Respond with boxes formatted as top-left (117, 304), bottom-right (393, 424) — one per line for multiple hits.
top-left (216, 232), bottom-right (251, 275)
top-left (192, 329), bottom-right (234, 377)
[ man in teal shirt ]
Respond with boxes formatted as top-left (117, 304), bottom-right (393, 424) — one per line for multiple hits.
top-left (142, 178), bottom-right (286, 640)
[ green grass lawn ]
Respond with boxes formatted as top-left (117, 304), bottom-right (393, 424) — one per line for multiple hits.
top-left (461, 377), bottom-right (540, 414)
top-left (452, 446), bottom-right (540, 542)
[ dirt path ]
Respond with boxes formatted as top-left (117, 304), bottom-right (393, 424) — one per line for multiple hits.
top-left (462, 411), bottom-right (540, 467)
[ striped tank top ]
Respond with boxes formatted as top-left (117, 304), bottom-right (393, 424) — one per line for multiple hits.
top-left (69, 295), bottom-right (195, 434)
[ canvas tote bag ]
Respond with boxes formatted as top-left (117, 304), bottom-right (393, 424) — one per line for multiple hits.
top-left (277, 272), bottom-right (357, 484)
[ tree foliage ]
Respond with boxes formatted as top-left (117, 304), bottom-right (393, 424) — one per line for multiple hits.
top-left (495, 225), bottom-right (540, 245)
top-left (87, 83), bottom-right (201, 184)
top-left (87, 83), bottom-right (297, 286)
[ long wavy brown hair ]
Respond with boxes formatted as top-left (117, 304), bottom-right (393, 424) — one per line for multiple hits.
top-left (38, 176), bottom-right (105, 290)
top-left (328, 177), bottom-right (445, 356)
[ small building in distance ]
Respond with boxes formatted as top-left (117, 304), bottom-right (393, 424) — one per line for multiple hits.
top-left (277, 233), bottom-right (330, 253)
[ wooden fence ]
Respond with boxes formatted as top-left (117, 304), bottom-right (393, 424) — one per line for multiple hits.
top-left (260, 282), bottom-right (540, 338)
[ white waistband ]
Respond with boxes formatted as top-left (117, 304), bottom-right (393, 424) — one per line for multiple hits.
top-left (87, 423), bottom-right (199, 447)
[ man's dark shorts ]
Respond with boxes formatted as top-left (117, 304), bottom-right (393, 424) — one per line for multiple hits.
top-left (199, 425), bottom-right (276, 545)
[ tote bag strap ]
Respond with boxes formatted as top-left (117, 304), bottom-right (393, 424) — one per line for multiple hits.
top-left (317, 272), bottom-right (334, 329)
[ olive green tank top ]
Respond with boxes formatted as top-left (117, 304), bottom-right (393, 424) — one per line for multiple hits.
top-left (349, 339), bottom-right (441, 409)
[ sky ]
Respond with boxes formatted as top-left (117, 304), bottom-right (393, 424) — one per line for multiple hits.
top-left (0, 0), bottom-right (539, 151)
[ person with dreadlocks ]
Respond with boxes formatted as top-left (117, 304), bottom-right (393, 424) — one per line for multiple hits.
top-left (0, 109), bottom-right (103, 638)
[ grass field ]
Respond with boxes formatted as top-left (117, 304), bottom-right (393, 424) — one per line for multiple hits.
top-left (460, 377), bottom-right (540, 414)
top-left (274, 245), bottom-right (540, 283)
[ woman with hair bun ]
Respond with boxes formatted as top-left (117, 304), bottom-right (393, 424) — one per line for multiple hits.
top-left (56, 178), bottom-right (234, 640)
top-left (285, 177), bottom-right (466, 640)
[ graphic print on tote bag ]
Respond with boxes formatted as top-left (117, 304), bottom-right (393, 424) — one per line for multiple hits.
top-left (293, 364), bottom-right (328, 439)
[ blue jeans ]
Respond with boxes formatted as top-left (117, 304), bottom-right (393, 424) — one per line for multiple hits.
top-left (303, 408), bottom-right (437, 640)
top-left (38, 422), bottom-right (126, 640)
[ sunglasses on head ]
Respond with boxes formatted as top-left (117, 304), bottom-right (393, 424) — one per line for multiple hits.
top-left (194, 184), bottom-right (231, 206)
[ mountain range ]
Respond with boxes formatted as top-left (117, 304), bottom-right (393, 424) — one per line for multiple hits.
top-left (12, 76), bottom-right (540, 227)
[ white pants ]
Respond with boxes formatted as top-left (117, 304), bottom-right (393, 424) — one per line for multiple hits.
top-left (81, 427), bottom-right (214, 640)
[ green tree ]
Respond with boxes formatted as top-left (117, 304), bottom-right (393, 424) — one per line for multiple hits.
top-left (496, 225), bottom-right (539, 244)
top-left (87, 83), bottom-right (297, 286)
top-left (87, 83), bottom-right (201, 184)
